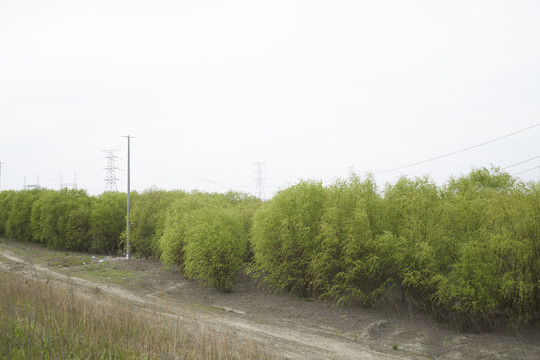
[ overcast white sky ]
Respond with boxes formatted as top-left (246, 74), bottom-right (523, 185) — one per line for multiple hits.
top-left (1, 0), bottom-right (539, 197)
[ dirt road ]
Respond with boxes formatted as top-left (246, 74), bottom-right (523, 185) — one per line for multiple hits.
top-left (1, 243), bottom-right (538, 360)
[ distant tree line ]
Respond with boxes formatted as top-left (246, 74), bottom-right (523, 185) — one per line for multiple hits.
top-left (1, 167), bottom-right (538, 328)
top-left (0, 189), bottom-right (126, 254)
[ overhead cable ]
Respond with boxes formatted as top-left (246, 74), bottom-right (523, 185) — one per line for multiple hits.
top-left (502, 155), bottom-right (540, 169)
top-left (512, 166), bottom-right (540, 176)
top-left (374, 123), bottom-right (540, 175)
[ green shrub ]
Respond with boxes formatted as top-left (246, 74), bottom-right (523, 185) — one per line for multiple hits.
top-left (433, 173), bottom-right (540, 324)
top-left (310, 176), bottom-right (391, 306)
top-left (90, 192), bottom-right (126, 254)
top-left (223, 190), bottom-right (262, 262)
top-left (5, 189), bottom-right (43, 242)
top-left (55, 189), bottom-right (93, 252)
top-left (0, 190), bottom-right (16, 237)
top-left (182, 207), bottom-right (247, 292)
top-left (382, 168), bottom-right (540, 326)
top-left (160, 193), bottom-right (226, 270)
top-left (249, 180), bottom-right (326, 297)
top-left (159, 192), bottom-right (252, 292)
top-left (28, 189), bottom-right (92, 251)
top-left (129, 189), bottom-right (186, 259)
top-left (382, 176), bottom-right (444, 309)
top-left (30, 189), bottom-right (60, 245)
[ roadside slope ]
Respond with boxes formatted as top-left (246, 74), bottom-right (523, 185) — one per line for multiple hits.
top-left (1, 241), bottom-right (538, 360)
top-left (0, 247), bottom-right (403, 360)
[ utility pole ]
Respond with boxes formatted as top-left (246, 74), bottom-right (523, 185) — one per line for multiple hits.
top-left (122, 135), bottom-right (134, 260)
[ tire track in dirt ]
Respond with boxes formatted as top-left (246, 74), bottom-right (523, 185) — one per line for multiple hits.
top-left (0, 250), bottom-right (406, 360)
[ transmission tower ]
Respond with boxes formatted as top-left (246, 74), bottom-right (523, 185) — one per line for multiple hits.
top-left (253, 162), bottom-right (266, 201)
top-left (104, 149), bottom-right (120, 192)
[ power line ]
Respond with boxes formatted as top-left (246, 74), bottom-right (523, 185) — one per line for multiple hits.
top-left (188, 168), bottom-right (252, 174)
top-left (132, 139), bottom-right (238, 191)
top-left (512, 166), bottom-right (540, 176)
top-left (502, 155), bottom-right (540, 170)
top-left (374, 123), bottom-right (540, 175)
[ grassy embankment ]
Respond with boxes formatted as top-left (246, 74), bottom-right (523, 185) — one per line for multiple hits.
top-left (0, 269), bottom-right (276, 359)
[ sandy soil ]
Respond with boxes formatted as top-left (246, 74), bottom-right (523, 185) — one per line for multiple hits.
top-left (1, 242), bottom-right (539, 360)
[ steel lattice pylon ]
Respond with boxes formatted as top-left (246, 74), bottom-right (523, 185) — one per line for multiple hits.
top-left (254, 162), bottom-right (266, 201)
top-left (104, 149), bottom-right (119, 192)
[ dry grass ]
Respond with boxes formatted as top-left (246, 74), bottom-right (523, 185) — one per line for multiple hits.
top-left (0, 271), bottom-right (278, 359)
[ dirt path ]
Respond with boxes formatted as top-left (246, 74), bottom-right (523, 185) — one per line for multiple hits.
top-left (0, 249), bottom-right (402, 360)
top-left (1, 244), bottom-right (539, 360)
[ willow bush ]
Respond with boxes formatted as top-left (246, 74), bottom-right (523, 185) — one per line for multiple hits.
top-left (379, 168), bottom-right (540, 326)
top-left (432, 170), bottom-right (540, 324)
top-left (381, 176), bottom-right (445, 311)
top-left (248, 169), bottom-right (539, 325)
top-left (250, 177), bottom-right (392, 304)
top-left (159, 192), bottom-right (256, 292)
top-left (160, 193), bottom-right (223, 270)
top-left (129, 188), bottom-right (186, 259)
top-left (182, 207), bottom-right (247, 292)
top-left (30, 189), bottom-right (61, 245)
top-left (89, 191), bottom-right (126, 254)
top-left (30, 189), bottom-right (93, 251)
top-left (310, 176), bottom-right (391, 306)
top-left (4, 189), bottom-right (42, 242)
top-left (249, 180), bottom-right (326, 297)
top-left (0, 190), bottom-right (16, 237)
top-left (1, 167), bottom-right (538, 324)
top-left (4, 188), bottom-right (125, 254)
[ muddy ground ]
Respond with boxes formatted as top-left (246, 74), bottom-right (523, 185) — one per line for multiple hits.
top-left (0, 240), bottom-right (538, 359)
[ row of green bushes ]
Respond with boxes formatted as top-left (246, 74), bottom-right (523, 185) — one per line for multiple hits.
top-left (250, 169), bottom-right (540, 326)
top-left (0, 189), bottom-right (126, 254)
top-left (1, 167), bottom-right (538, 326)
top-left (0, 187), bottom-right (260, 293)
top-left (130, 189), bottom-right (260, 292)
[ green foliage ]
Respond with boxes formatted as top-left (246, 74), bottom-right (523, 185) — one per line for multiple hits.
top-left (159, 192), bottom-right (253, 292)
top-left (54, 189), bottom-right (93, 252)
top-left (0, 190), bottom-right (16, 237)
top-left (222, 190), bottom-right (262, 263)
top-left (89, 192), bottom-right (126, 254)
top-left (30, 189), bottom-right (60, 245)
top-left (129, 188), bottom-right (186, 259)
top-left (1, 166), bottom-right (538, 324)
top-left (5, 189), bottom-right (42, 242)
top-left (382, 176), bottom-right (445, 309)
top-left (250, 180), bottom-right (326, 297)
top-left (434, 175), bottom-right (540, 323)
top-left (160, 193), bottom-right (227, 269)
top-left (6, 188), bottom-right (127, 255)
top-left (248, 168), bottom-right (539, 325)
top-left (310, 176), bottom-right (391, 306)
top-left (27, 189), bottom-right (93, 252)
top-left (381, 168), bottom-right (540, 325)
top-left (250, 176), bottom-right (391, 305)
top-left (182, 207), bottom-right (247, 292)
